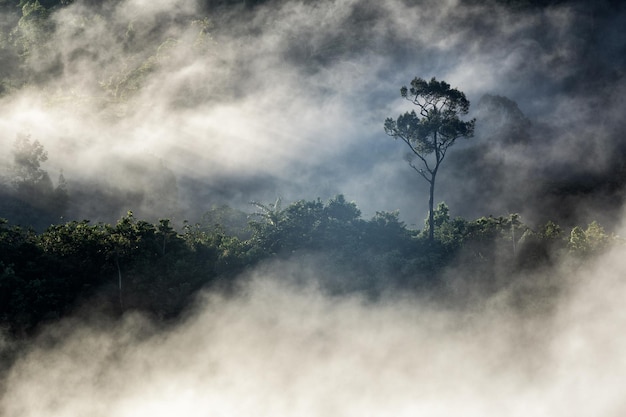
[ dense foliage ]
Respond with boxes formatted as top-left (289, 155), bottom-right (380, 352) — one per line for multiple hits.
top-left (0, 196), bottom-right (619, 336)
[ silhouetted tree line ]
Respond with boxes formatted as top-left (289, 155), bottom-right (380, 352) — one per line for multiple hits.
top-left (0, 195), bottom-right (619, 336)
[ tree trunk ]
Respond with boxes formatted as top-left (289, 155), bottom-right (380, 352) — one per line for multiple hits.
top-left (428, 177), bottom-right (435, 242)
top-left (429, 131), bottom-right (439, 243)
top-left (115, 255), bottom-right (123, 312)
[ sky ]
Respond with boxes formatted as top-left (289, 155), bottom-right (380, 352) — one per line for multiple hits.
top-left (0, 0), bottom-right (624, 227)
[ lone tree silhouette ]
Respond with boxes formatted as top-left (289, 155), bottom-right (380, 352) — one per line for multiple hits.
top-left (384, 77), bottom-right (475, 242)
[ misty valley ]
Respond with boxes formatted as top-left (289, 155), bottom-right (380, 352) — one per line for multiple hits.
top-left (2, 0), bottom-right (626, 415)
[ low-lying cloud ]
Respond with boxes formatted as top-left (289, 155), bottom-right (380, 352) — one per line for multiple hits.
top-left (2, 243), bottom-right (626, 416)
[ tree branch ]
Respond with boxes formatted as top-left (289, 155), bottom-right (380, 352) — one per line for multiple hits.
top-left (400, 135), bottom-right (433, 173)
top-left (408, 161), bottom-right (432, 183)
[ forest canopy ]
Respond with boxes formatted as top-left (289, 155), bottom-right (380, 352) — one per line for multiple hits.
top-left (0, 196), bottom-right (619, 335)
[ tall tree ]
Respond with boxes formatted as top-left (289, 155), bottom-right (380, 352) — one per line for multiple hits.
top-left (384, 77), bottom-right (475, 242)
top-left (11, 133), bottom-right (50, 189)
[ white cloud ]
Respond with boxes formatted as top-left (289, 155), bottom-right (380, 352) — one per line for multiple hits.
top-left (4, 248), bottom-right (626, 416)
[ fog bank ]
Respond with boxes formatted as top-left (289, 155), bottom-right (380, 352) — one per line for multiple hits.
top-left (2, 244), bottom-right (626, 416)
top-left (1, 0), bottom-right (624, 226)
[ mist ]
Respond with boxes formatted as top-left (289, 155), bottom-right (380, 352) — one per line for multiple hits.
top-left (0, 0), bottom-right (624, 227)
top-left (1, 242), bottom-right (625, 417)
top-left (1, 0), bottom-right (626, 413)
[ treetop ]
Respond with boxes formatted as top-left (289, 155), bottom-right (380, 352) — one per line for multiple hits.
top-left (400, 77), bottom-right (471, 115)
